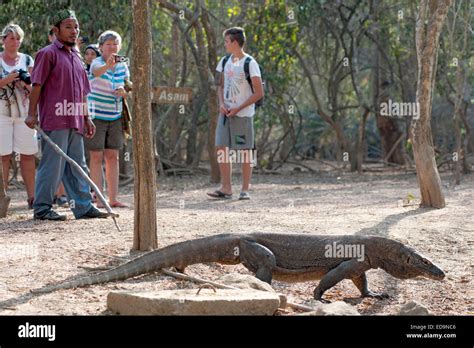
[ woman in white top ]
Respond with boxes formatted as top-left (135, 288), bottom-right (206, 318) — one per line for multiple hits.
top-left (0, 24), bottom-right (37, 209)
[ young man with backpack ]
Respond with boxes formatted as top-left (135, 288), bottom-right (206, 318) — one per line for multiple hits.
top-left (207, 27), bottom-right (264, 200)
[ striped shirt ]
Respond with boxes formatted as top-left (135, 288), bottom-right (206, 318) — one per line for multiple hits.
top-left (87, 56), bottom-right (130, 121)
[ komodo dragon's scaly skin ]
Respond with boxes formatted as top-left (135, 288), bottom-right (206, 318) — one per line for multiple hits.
top-left (31, 233), bottom-right (445, 300)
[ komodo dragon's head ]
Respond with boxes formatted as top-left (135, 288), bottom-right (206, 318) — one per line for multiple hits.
top-left (378, 240), bottom-right (445, 281)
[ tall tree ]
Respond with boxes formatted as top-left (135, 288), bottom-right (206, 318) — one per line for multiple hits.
top-left (412, 0), bottom-right (452, 208)
top-left (132, 0), bottom-right (158, 250)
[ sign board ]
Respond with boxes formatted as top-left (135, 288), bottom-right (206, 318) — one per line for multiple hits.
top-left (152, 87), bottom-right (193, 104)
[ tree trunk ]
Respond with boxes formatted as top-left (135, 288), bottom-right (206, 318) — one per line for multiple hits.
top-left (132, 0), bottom-right (158, 250)
top-left (278, 108), bottom-right (296, 161)
top-left (460, 102), bottom-right (473, 154)
top-left (200, 0), bottom-right (220, 183)
top-left (168, 21), bottom-right (180, 162)
top-left (453, 59), bottom-right (465, 185)
top-left (411, 0), bottom-right (451, 208)
top-left (356, 108), bottom-right (370, 173)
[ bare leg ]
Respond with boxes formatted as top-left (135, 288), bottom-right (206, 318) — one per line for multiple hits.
top-left (216, 146), bottom-right (232, 194)
top-left (104, 149), bottom-right (124, 205)
top-left (19, 154), bottom-right (35, 199)
top-left (241, 149), bottom-right (253, 192)
top-left (89, 150), bottom-right (104, 202)
top-left (56, 182), bottom-right (66, 196)
top-left (1, 155), bottom-right (12, 191)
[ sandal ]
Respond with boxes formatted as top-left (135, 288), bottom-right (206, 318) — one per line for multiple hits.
top-left (207, 190), bottom-right (233, 199)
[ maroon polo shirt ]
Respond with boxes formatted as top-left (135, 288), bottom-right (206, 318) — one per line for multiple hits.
top-left (31, 39), bottom-right (90, 134)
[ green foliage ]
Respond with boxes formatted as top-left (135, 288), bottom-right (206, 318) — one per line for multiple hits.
top-left (0, 0), bottom-right (131, 56)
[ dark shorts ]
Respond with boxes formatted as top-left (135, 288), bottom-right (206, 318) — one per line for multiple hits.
top-left (215, 114), bottom-right (254, 149)
top-left (85, 118), bottom-right (124, 151)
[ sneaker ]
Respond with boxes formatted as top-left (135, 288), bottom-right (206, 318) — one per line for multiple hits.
top-left (239, 191), bottom-right (251, 200)
top-left (34, 210), bottom-right (67, 221)
top-left (56, 195), bottom-right (69, 207)
top-left (77, 206), bottom-right (109, 219)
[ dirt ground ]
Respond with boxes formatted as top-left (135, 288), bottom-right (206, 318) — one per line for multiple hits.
top-left (0, 163), bottom-right (472, 315)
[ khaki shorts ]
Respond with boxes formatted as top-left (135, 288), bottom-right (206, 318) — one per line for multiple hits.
top-left (85, 118), bottom-right (124, 150)
top-left (215, 114), bottom-right (254, 149)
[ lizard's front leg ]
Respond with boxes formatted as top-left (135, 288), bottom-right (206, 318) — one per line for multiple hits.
top-left (313, 259), bottom-right (369, 302)
top-left (239, 239), bottom-right (276, 284)
top-left (351, 273), bottom-right (389, 299)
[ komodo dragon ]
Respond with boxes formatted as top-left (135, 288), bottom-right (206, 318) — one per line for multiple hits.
top-left (32, 233), bottom-right (445, 300)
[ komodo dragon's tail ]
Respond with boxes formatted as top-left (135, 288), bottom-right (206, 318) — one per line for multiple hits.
top-left (31, 234), bottom-right (240, 294)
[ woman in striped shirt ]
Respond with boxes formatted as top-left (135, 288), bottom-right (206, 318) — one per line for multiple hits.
top-left (85, 31), bottom-right (129, 208)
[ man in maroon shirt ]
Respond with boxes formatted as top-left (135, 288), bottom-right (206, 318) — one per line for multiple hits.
top-left (25, 10), bottom-right (108, 221)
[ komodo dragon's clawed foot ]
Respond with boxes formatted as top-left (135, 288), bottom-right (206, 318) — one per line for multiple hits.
top-left (316, 297), bottom-right (332, 304)
top-left (313, 287), bottom-right (332, 303)
top-left (171, 266), bottom-right (186, 273)
top-left (362, 290), bottom-right (390, 299)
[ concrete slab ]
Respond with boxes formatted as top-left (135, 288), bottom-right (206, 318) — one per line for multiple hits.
top-left (107, 288), bottom-right (283, 315)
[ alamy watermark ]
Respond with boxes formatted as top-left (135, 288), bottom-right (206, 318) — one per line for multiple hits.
top-left (324, 242), bottom-right (365, 262)
top-left (55, 101), bottom-right (88, 117)
top-left (217, 148), bottom-right (257, 167)
top-left (380, 99), bottom-right (420, 119)
top-left (18, 322), bottom-right (56, 341)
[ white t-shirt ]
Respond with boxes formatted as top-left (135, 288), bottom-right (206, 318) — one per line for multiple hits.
top-left (216, 54), bottom-right (261, 117)
top-left (0, 53), bottom-right (34, 74)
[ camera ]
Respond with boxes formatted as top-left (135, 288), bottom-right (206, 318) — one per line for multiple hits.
top-left (17, 69), bottom-right (31, 85)
top-left (114, 55), bottom-right (128, 63)
top-left (79, 36), bottom-right (89, 44)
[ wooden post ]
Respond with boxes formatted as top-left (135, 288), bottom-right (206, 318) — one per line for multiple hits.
top-left (132, 0), bottom-right (158, 250)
